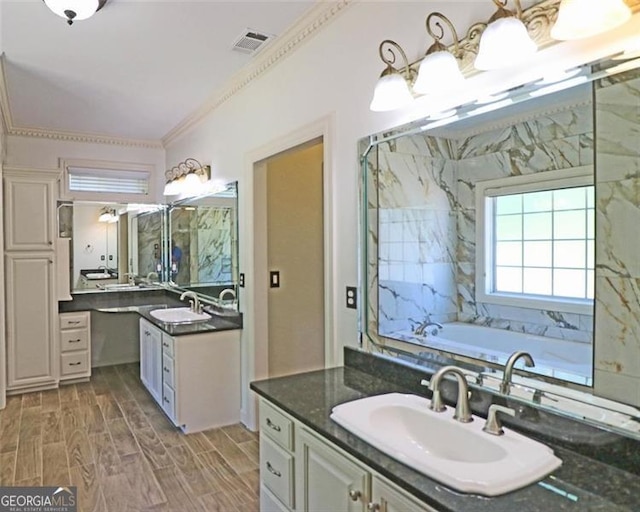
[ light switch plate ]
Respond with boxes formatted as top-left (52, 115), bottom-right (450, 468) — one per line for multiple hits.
top-left (346, 286), bottom-right (357, 309)
top-left (270, 271), bottom-right (280, 288)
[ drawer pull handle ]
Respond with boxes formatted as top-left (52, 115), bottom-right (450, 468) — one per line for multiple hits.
top-left (163, 397), bottom-right (170, 403)
top-left (69, 339), bottom-right (82, 343)
top-left (266, 418), bottom-right (281, 432)
top-left (266, 462), bottom-right (281, 478)
top-left (69, 362), bottom-right (82, 366)
top-left (145, 330), bottom-right (150, 336)
top-left (164, 367), bottom-right (170, 372)
top-left (68, 321), bottom-right (81, 325)
top-left (163, 342), bottom-right (169, 348)
top-left (367, 504), bottom-right (380, 512)
top-left (349, 490), bottom-right (362, 502)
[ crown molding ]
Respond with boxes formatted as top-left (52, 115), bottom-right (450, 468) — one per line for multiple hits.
top-left (7, 125), bottom-right (163, 149)
top-left (0, 54), bottom-right (14, 136)
top-left (162, 0), bottom-right (354, 147)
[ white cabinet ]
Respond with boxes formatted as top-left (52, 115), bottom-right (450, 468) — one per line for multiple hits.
top-left (258, 398), bottom-right (438, 512)
top-left (139, 318), bottom-right (162, 403)
top-left (59, 312), bottom-right (91, 382)
top-left (139, 318), bottom-right (240, 433)
top-left (5, 253), bottom-right (57, 390)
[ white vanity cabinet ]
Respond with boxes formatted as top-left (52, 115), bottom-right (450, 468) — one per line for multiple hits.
top-left (59, 311), bottom-right (91, 382)
top-left (258, 398), bottom-right (437, 512)
top-left (139, 318), bottom-right (240, 433)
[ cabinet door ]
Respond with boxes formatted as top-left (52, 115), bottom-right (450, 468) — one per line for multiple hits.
top-left (5, 253), bottom-right (57, 389)
top-left (4, 175), bottom-right (56, 251)
top-left (139, 319), bottom-right (162, 404)
top-left (298, 429), bottom-right (369, 512)
top-left (371, 476), bottom-right (437, 512)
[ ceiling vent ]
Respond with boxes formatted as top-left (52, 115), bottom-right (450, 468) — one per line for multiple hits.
top-left (232, 29), bottom-right (273, 55)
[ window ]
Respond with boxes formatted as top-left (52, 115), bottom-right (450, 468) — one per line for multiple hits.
top-left (476, 167), bottom-right (594, 314)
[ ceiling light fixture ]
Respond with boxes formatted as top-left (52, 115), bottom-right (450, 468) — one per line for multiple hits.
top-left (163, 159), bottom-right (211, 197)
top-left (413, 13), bottom-right (465, 95)
top-left (551, 0), bottom-right (631, 41)
top-left (43, 0), bottom-right (107, 25)
top-left (475, 0), bottom-right (537, 71)
top-left (369, 40), bottom-right (415, 112)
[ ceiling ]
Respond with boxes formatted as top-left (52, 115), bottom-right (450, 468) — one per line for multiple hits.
top-left (0, 0), bottom-right (316, 142)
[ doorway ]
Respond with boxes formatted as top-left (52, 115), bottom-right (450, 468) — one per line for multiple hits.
top-left (263, 139), bottom-right (325, 378)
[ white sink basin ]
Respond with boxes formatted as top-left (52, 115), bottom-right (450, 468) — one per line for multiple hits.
top-left (149, 307), bottom-right (211, 324)
top-left (330, 393), bottom-right (561, 496)
top-left (85, 272), bottom-right (112, 279)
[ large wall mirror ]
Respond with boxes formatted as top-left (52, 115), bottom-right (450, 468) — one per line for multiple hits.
top-left (361, 54), bottom-right (640, 437)
top-left (60, 202), bottom-right (167, 292)
top-left (168, 182), bottom-right (239, 309)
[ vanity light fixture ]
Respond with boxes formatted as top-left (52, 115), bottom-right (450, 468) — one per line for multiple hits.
top-left (163, 158), bottom-right (211, 197)
top-left (551, 0), bottom-right (631, 41)
top-left (413, 13), bottom-right (465, 95)
top-left (475, 0), bottom-right (537, 71)
top-left (43, 0), bottom-right (108, 25)
top-left (98, 207), bottom-right (117, 223)
top-left (369, 40), bottom-right (415, 112)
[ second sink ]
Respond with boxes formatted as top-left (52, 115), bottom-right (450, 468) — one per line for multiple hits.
top-left (150, 307), bottom-right (211, 324)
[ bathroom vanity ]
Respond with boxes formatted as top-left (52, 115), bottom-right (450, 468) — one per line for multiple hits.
top-left (251, 348), bottom-right (640, 512)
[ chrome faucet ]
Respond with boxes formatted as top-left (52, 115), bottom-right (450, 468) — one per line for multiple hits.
top-left (500, 351), bottom-right (535, 395)
top-left (414, 318), bottom-right (443, 336)
top-left (420, 366), bottom-right (472, 423)
top-left (482, 404), bottom-right (515, 436)
top-left (180, 291), bottom-right (201, 313)
top-left (218, 288), bottom-right (236, 301)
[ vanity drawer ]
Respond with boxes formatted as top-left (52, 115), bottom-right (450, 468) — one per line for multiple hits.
top-left (60, 351), bottom-right (89, 376)
top-left (60, 329), bottom-right (89, 352)
top-left (60, 313), bottom-right (89, 330)
top-left (260, 435), bottom-right (294, 509)
top-left (162, 382), bottom-right (176, 420)
top-left (260, 399), bottom-right (294, 451)
top-left (161, 336), bottom-right (174, 357)
top-left (162, 354), bottom-right (175, 389)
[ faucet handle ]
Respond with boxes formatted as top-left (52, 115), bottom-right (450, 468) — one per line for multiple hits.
top-left (420, 378), bottom-right (446, 412)
top-left (482, 404), bottom-right (516, 436)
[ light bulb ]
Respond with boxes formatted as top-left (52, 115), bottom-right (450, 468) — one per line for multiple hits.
top-left (475, 16), bottom-right (537, 71)
top-left (44, 0), bottom-right (100, 21)
top-left (370, 70), bottom-right (414, 112)
top-left (551, 0), bottom-right (631, 41)
top-left (413, 51), bottom-right (465, 95)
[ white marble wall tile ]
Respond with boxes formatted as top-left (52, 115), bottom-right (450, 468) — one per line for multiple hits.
top-left (456, 152), bottom-right (513, 207)
top-left (507, 136), bottom-right (580, 174)
top-left (579, 314), bottom-right (594, 333)
top-left (595, 76), bottom-right (640, 106)
top-left (594, 369), bottom-right (640, 407)
top-left (392, 133), bottom-right (457, 159)
top-left (579, 134), bottom-right (594, 166)
top-left (456, 209), bottom-right (475, 262)
top-left (596, 154), bottom-right (640, 183)
top-left (594, 104), bottom-right (640, 159)
top-left (595, 178), bottom-right (640, 278)
top-left (594, 276), bottom-right (640, 377)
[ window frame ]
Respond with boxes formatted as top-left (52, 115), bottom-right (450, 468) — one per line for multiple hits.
top-left (475, 165), bottom-right (594, 315)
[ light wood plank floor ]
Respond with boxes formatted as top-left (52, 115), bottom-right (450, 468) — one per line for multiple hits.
top-left (0, 364), bottom-right (259, 512)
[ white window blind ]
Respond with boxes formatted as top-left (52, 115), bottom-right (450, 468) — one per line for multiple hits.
top-left (68, 166), bottom-right (149, 195)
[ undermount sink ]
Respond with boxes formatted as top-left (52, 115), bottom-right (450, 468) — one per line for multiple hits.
top-left (85, 272), bottom-right (113, 279)
top-left (149, 307), bottom-right (211, 324)
top-left (330, 393), bottom-right (561, 496)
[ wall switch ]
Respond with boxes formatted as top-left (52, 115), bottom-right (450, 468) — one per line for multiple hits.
top-left (270, 271), bottom-right (280, 288)
top-left (346, 286), bottom-right (357, 309)
top-left (100, 255), bottom-right (105, 261)
top-left (239, 273), bottom-right (245, 287)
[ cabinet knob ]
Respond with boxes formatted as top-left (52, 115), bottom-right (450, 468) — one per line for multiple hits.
top-left (367, 503), bottom-right (381, 511)
top-left (164, 367), bottom-right (169, 372)
top-left (348, 490), bottom-right (362, 502)
top-left (266, 462), bottom-right (282, 478)
top-left (145, 330), bottom-right (150, 336)
top-left (163, 397), bottom-right (170, 403)
top-left (266, 418), bottom-right (281, 432)
top-left (48, 241), bottom-right (53, 245)
top-left (70, 339), bottom-right (81, 343)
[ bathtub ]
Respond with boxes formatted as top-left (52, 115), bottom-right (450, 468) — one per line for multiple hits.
top-left (393, 322), bottom-right (593, 385)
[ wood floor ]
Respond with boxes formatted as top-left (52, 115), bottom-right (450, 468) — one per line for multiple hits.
top-left (0, 364), bottom-right (259, 512)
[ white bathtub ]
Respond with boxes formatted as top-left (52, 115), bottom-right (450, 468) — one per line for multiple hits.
top-left (394, 322), bottom-right (593, 385)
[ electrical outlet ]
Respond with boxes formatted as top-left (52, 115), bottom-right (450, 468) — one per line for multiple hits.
top-left (270, 271), bottom-right (280, 288)
top-left (239, 273), bottom-right (245, 287)
top-left (346, 286), bottom-right (357, 309)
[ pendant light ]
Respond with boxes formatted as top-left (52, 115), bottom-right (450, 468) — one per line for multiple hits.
top-left (413, 13), bottom-right (465, 95)
top-left (43, 0), bottom-right (107, 25)
top-left (475, 0), bottom-right (537, 71)
top-left (370, 40), bottom-right (414, 112)
top-left (551, 0), bottom-right (631, 41)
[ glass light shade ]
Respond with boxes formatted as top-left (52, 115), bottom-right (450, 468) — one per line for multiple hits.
top-left (163, 180), bottom-right (181, 196)
top-left (551, 0), bottom-right (631, 41)
top-left (413, 51), bottom-right (465, 95)
top-left (44, 0), bottom-right (100, 21)
top-left (182, 172), bottom-right (203, 196)
top-left (369, 71), bottom-right (414, 112)
top-left (475, 17), bottom-right (537, 71)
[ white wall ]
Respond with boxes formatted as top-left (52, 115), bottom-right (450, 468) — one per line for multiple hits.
top-left (164, 2), bottom-right (640, 428)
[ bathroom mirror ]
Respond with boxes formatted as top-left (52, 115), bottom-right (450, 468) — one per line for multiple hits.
top-left (361, 54), bottom-right (640, 436)
top-left (64, 201), bottom-right (167, 292)
top-left (168, 181), bottom-right (239, 309)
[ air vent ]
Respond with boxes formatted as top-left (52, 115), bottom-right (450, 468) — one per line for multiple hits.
top-left (232, 29), bottom-right (273, 54)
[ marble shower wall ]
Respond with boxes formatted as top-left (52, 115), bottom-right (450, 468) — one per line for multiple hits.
top-left (456, 103), bottom-right (594, 344)
top-left (193, 206), bottom-right (235, 284)
top-left (137, 210), bottom-right (164, 279)
top-left (373, 101), bottom-right (595, 346)
top-left (170, 208), bottom-right (193, 285)
top-left (593, 69), bottom-right (640, 406)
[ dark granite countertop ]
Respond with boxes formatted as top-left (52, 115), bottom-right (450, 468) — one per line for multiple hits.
top-left (251, 363), bottom-right (640, 512)
top-left (59, 288), bottom-right (242, 335)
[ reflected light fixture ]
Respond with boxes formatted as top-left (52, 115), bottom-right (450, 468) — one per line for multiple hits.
top-left (43, 0), bottom-right (108, 25)
top-left (98, 207), bottom-right (117, 223)
top-left (551, 0), bottom-right (631, 41)
top-left (370, 40), bottom-right (414, 112)
top-left (163, 159), bottom-right (211, 197)
top-left (413, 13), bottom-right (465, 95)
top-left (475, 0), bottom-right (537, 71)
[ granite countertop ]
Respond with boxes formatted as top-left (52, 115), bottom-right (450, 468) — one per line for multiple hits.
top-left (250, 366), bottom-right (640, 512)
top-left (59, 288), bottom-right (242, 335)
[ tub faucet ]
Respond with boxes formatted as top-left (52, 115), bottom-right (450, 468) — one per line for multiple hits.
top-left (414, 318), bottom-right (443, 336)
top-left (180, 291), bottom-right (201, 314)
top-left (218, 288), bottom-right (236, 301)
top-left (500, 351), bottom-right (535, 395)
top-left (420, 366), bottom-right (472, 423)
